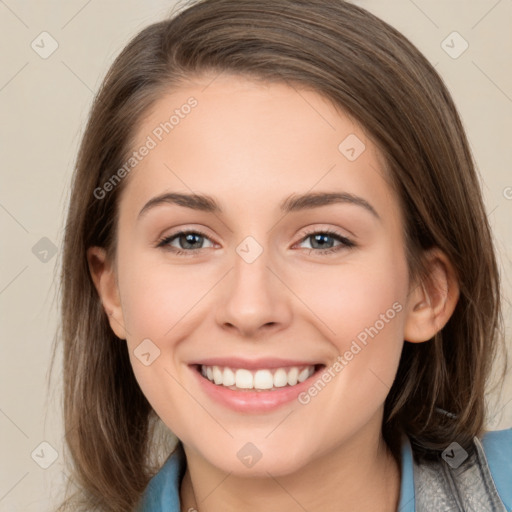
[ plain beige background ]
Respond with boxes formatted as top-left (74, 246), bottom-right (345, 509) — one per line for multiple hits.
top-left (0, 1), bottom-right (511, 510)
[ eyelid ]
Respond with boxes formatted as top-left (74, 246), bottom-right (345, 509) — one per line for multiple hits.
top-left (298, 225), bottom-right (352, 240)
top-left (157, 224), bottom-right (356, 257)
top-left (294, 227), bottom-right (355, 251)
top-left (156, 227), bottom-right (215, 248)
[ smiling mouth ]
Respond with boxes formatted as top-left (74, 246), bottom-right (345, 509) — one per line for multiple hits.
top-left (195, 364), bottom-right (325, 391)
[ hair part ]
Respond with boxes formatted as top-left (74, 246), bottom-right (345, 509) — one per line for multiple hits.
top-left (51, 0), bottom-right (508, 510)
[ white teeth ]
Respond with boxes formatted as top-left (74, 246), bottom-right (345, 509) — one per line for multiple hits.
top-left (235, 369), bottom-right (253, 389)
top-left (297, 368), bottom-right (310, 383)
top-left (254, 370), bottom-right (274, 389)
top-left (287, 367), bottom-right (299, 386)
top-left (273, 368), bottom-right (288, 388)
top-left (223, 367), bottom-right (235, 386)
top-left (200, 364), bottom-right (317, 390)
top-left (212, 366), bottom-right (223, 385)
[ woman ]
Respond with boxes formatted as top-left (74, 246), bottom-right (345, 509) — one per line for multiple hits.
top-left (54, 0), bottom-right (511, 510)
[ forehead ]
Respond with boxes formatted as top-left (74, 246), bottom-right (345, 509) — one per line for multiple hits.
top-left (119, 74), bottom-right (399, 226)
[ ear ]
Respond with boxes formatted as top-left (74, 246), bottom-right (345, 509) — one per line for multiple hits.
top-left (403, 247), bottom-right (460, 343)
top-left (87, 246), bottom-right (127, 340)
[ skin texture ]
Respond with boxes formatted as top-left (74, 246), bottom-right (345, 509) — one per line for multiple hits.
top-left (88, 75), bottom-right (459, 511)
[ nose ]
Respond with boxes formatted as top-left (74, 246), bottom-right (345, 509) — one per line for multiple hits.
top-left (215, 246), bottom-right (293, 339)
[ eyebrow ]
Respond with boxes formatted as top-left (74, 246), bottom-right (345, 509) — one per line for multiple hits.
top-left (138, 191), bottom-right (380, 220)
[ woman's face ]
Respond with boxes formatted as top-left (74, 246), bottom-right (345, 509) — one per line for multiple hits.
top-left (106, 75), bottom-right (416, 476)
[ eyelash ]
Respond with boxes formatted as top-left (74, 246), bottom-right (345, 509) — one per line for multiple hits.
top-left (156, 228), bottom-right (355, 256)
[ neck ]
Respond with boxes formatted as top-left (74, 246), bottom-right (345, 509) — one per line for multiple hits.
top-left (180, 423), bottom-right (401, 512)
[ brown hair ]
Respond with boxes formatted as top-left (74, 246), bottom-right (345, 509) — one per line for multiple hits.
top-left (51, 0), bottom-right (508, 510)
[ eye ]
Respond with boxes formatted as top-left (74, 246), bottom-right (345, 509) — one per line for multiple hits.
top-left (296, 229), bottom-right (355, 255)
top-left (156, 228), bottom-right (356, 256)
top-left (157, 229), bottom-right (215, 256)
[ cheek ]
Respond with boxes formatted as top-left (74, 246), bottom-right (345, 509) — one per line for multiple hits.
top-left (118, 233), bottom-right (408, 352)
top-left (291, 246), bottom-right (407, 344)
top-left (292, 246), bottom-right (407, 403)
top-left (115, 253), bottom-right (205, 423)
top-left (118, 253), bottom-right (214, 342)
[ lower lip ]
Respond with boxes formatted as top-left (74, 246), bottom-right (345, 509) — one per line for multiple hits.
top-left (191, 365), bottom-right (323, 413)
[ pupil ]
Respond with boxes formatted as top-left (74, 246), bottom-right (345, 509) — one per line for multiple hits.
top-left (313, 234), bottom-right (332, 248)
top-left (184, 233), bottom-right (201, 248)
top-left (179, 233), bottom-right (335, 250)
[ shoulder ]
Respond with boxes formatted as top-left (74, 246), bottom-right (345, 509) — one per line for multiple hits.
top-left (480, 426), bottom-right (512, 510)
top-left (136, 445), bottom-right (186, 512)
top-left (409, 427), bottom-right (512, 511)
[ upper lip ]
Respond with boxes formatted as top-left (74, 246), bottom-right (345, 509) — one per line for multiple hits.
top-left (190, 357), bottom-right (323, 370)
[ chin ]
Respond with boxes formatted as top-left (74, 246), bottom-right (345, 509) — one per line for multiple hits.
top-left (190, 435), bottom-right (317, 478)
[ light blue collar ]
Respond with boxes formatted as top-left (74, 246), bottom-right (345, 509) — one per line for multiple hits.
top-left (137, 435), bottom-right (417, 511)
top-left (137, 427), bottom-right (512, 511)
top-left (136, 442), bottom-right (186, 511)
top-left (398, 433), bottom-right (415, 511)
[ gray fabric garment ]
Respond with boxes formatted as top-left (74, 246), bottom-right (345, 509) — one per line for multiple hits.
top-left (413, 436), bottom-right (507, 511)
